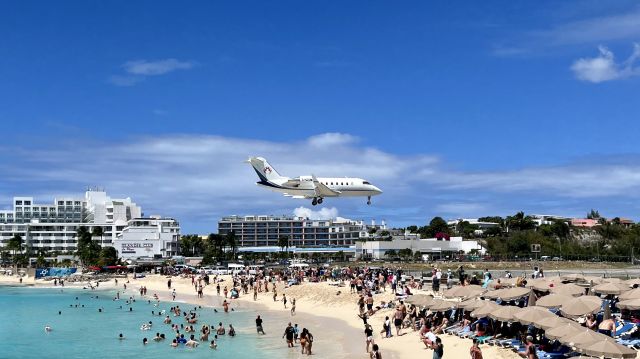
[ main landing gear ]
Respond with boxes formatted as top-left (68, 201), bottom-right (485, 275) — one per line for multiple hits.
top-left (311, 197), bottom-right (323, 206)
top-left (367, 196), bottom-right (371, 205)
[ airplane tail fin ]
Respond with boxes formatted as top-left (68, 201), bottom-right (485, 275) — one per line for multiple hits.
top-left (246, 157), bottom-right (288, 184)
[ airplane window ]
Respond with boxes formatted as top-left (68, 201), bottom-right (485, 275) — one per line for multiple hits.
top-left (363, 181), bottom-right (370, 185)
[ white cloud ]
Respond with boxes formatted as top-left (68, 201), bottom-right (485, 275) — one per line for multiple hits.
top-left (571, 44), bottom-right (640, 83)
top-left (293, 206), bottom-right (339, 220)
top-left (123, 59), bottom-right (196, 76)
top-left (4, 133), bottom-right (640, 231)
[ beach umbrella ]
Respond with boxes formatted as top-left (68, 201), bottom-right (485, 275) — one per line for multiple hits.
top-left (552, 283), bottom-right (586, 297)
top-left (405, 294), bottom-right (434, 307)
top-left (490, 277), bottom-right (517, 288)
top-left (528, 278), bottom-right (559, 292)
top-left (617, 298), bottom-right (640, 310)
top-left (458, 298), bottom-right (487, 311)
top-left (499, 287), bottom-right (532, 300)
top-left (562, 273), bottom-right (585, 282)
top-left (527, 290), bottom-right (537, 306)
top-left (536, 293), bottom-right (572, 308)
top-left (603, 277), bottom-right (623, 283)
top-left (470, 301), bottom-right (500, 318)
top-left (624, 278), bottom-right (640, 287)
top-left (513, 306), bottom-right (553, 325)
top-left (593, 282), bottom-right (629, 295)
top-left (429, 299), bottom-right (456, 312)
top-left (560, 296), bottom-right (602, 318)
top-left (545, 322), bottom-right (584, 340)
top-left (488, 305), bottom-right (522, 322)
top-left (575, 337), bottom-right (637, 358)
top-left (619, 288), bottom-right (640, 300)
top-left (583, 276), bottom-right (605, 285)
top-left (483, 288), bottom-right (506, 299)
top-left (444, 285), bottom-right (485, 299)
top-left (534, 315), bottom-right (575, 330)
top-left (560, 328), bottom-right (608, 346)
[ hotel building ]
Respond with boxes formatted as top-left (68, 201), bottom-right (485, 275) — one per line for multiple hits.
top-left (0, 189), bottom-right (179, 259)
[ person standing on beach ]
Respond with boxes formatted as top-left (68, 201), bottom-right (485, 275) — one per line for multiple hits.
top-left (470, 338), bottom-right (483, 359)
top-left (291, 298), bottom-right (296, 316)
top-left (172, 289), bottom-right (176, 301)
top-left (364, 323), bottom-right (374, 353)
top-left (393, 306), bottom-right (404, 336)
top-left (216, 283), bottom-right (220, 296)
top-left (432, 337), bottom-right (444, 359)
top-left (256, 315), bottom-right (265, 334)
top-left (167, 278), bottom-right (171, 289)
top-left (369, 343), bottom-right (382, 359)
top-left (283, 322), bottom-right (295, 348)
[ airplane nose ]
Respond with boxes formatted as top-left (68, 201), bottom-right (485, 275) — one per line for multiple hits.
top-left (373, 186), bottom-right (383, 194)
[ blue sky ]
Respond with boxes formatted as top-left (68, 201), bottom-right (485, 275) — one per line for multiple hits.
top-left (1, 1), bottom-right (640, 232)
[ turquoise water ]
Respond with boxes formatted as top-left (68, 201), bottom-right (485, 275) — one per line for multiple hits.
top-left (0, 286), bottom-right (288, 359)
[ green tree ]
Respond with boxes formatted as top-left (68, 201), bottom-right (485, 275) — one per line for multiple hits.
top-left (506, 212), bottom-right (536, 231)
top-left (76, 226), bottom-right (100, 266)
top-left (278, 236), bottom-right (289, 252)
top-left (7, 234), bottom-right (24, 265)
top-left (405, 225), bottom-right (418, 233)
top-left (384, 249), bottom-right (397, 258)
top-left (398, 248), bottom-right (413, 259)
top-left (586, 209), bottom-right (601, 219)
top-left (225, 231), bottom-right (237, 260)
top-left (478, 216), bottom-right (505, 227)
top-left (99, 246), bottom-right (119, 266)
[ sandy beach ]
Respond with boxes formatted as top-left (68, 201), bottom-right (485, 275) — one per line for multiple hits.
top-left (0, 274), bottom-right (523, 359)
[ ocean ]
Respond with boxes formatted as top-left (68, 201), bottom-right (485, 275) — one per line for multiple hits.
top-left (0, 286), bottom-right (293, 359)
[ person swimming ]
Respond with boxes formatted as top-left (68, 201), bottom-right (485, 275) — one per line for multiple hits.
top-left (44, 325), bottom-right (52, 332)
top-left (228, 324), bottom-right (236, 337)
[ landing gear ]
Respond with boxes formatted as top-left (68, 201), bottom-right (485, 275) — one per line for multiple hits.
top-left (311, 197), bottom-right (324, 206)
top-left (317, 197), bottom-right (323, 204)
top-left (367, 196), bottom-right (371, 205)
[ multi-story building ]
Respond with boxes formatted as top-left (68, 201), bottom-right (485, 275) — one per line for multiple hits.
top-left (0, 189), bottom-right (179, 259)
top-left (217, 215), bottom-right (386, 247)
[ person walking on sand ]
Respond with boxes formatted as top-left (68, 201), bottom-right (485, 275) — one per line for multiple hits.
top-left (369, 343), bottom-right (382, 359)
top-left (393, 306), bottom-right (404, 336)
top-left (171, 289), bottom-right (176, 301)
top-left (283, 294), bottom-right (287, 308)
top-left (365, 323), bottom-right (374, 353)
top-left (290, 298), bottom-right (296, 316)
top-left (470, 338), bottom-right (483, 359)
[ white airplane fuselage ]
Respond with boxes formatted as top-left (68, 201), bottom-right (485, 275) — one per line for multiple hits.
top-left (247, 157), bottom-right (382, 205)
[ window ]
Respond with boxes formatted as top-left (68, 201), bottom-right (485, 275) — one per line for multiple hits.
top-left (363, 181), bottom-right (370, 185)
top-left (15, 200), bottom-right (22, 205)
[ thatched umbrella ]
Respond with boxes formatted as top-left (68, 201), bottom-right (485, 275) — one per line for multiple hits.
top-left (545, 322), bottom-right (583, 340)
top-left (443, 285), bottom-right (485, 299)
top-left (592, 282), bottom-right (629, 295)
top-left (617, 298), bottom-right (640, 310)
top-left (560, 296), bottom-right (602, 318)
top-left (619, 288), bottom-right (640, 300)
top-left (534, 315), bottom-right (575, 330)
top-left (575, 337), bottom-right (637, 358)
top-left (488, 305), bottom-right (522, 322)
top-left (429, 299), bottom-right (456, 312)
top-left (536, 293), bottom-right (572, 308)
top-left (583, 276), bottom-right (605, 285)
top-left (459, 298), bottom-right (487, 311)
top-left (470, 301), bottom-right (500, 318)
top-left (405, 294), bottom-right (434, 307)
top-left (527, 290), bottom-right (537, 306)
top-left (528, 278), bottom-right (560, 292)
top-left (562, 273), bottom-right (585, 282)
top-left (560, 328), bottom-right (608, 346)
top-left (624, 278), bottom-right (640, 287)
top-left (484, 288), bottom-right (507, 299)
top-left (552, 283), bottom-right (586, 297)
top-left (499, 287), bottom-right (532, 301)
top-left (513, 306), bottom-right (554, 325)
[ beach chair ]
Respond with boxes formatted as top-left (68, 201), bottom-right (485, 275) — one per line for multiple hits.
top-left (614, 322), bottom-right (637, 338)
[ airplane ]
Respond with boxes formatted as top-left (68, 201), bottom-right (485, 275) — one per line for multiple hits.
top-left (246, 156), bottom-right (382, 206)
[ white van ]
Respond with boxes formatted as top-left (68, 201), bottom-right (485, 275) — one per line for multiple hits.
top-left (227, 263), bottom-right (245, 275)
top-left (248, 265), bottom-right (264, 275)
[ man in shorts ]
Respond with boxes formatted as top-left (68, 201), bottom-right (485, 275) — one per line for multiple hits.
top-left (394, 306), bottom-right (404, 336)
top-left (283, 322), bottom-right (294, 347)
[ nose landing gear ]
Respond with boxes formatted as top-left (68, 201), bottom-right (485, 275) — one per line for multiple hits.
top-left (367, 196), bottom-right (371, 205)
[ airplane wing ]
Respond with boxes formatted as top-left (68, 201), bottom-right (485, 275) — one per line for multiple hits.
top-left (283, 194), bottom-right (307, 199)
top-left (311, 175), bottom-right (340, 197)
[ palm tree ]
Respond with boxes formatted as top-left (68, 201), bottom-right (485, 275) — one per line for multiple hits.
top-left (278, 236), bottom-right (290, 252)
top-left (225, 231), bottom-right (237, 260)
top-left (7, 234), bottom-right (23, 266)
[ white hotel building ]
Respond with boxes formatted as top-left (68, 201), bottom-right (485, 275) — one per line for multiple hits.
top-left (0, 189), bottom-right (180, 259)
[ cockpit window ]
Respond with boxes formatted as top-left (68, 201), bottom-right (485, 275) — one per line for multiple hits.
top-left (363, 181), bottom-right (370, 185)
